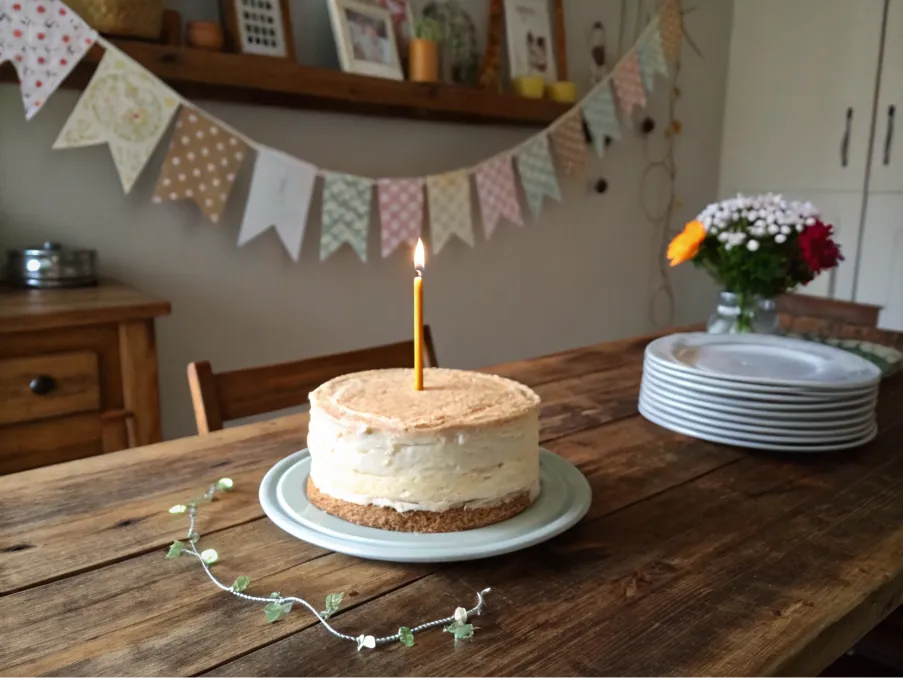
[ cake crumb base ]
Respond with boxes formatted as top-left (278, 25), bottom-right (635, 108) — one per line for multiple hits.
top-left (306, 477), bottom-right (534, 533)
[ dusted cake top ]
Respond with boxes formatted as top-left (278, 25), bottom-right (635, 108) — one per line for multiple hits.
top-left (309, 367), bottom-right (540, 431)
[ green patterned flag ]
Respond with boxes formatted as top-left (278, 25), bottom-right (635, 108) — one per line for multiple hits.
top-left (515, 136), bottom-right (561, 218)
top-left (582, 82), bottom-right (621, 158)
top-left (320, 172), bottom-right (372, 262)
top-left (426, 170), bottom-right (474, 254)
top-left (637, 19), bottom-right (669, 92)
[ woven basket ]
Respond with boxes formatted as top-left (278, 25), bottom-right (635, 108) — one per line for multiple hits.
top-left (66, 0), bottom-right (163, 40)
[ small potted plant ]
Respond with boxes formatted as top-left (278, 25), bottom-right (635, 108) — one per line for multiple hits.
top-left (668, 194), bottom-right (844, 334)
top-left (409, 16), bottom-right (444, 83)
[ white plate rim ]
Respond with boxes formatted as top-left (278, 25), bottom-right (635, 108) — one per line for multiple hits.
top-left (646, 333), bottom-right (882, 389)
top-left (639, 400), bottom-right (878, 452)
top-left (258, 448), bottom-right (592, 563)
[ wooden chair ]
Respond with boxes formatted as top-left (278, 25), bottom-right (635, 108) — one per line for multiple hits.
top-left (776, 293), bottom-right (882, 334)
top-left (187, 327), bottom-right (437, 434)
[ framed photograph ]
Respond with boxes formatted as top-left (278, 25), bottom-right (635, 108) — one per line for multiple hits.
top-left (221, 0), bottom-right (296, 59)
top-left (328, 0), bottom-right (405, 80)
top-left (365, 0), bottom-right (416, 61)
top-left (503, 0), bottom-right (559, 83)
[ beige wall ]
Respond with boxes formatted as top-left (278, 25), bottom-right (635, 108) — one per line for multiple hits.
top-left (0, 0), bottom-right (732, 439)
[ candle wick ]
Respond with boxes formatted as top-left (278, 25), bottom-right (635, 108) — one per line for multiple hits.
top-left (415, 268), bottom-right (423, 278)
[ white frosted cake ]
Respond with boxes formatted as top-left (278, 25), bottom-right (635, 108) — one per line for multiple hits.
top-left (306, 367), bottom-right (541, 533)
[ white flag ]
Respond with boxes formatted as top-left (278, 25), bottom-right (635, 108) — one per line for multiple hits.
top-left (238, 147), bottom-right (317, 261)
top-left (53, 46), bottom-right (179, 193)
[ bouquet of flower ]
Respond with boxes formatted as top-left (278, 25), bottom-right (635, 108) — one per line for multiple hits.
top-left (668, 193), bottom-right (843, 297)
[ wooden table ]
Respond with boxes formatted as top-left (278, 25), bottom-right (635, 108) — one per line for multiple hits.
top-left (2, 328), bottom-right (903, 676)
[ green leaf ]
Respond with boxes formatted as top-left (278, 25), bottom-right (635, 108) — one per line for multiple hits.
top-left (200, 548), bottom-right (218, 565)
top-left (281, 601), bottom-right (293, 615)
top-left (264, 602), bottom-right (283, 623)
top-left (165, 540), bottom-right (184, 559)
top-left (452, 623), bottom-right (474, 640)
top-left (269, 592), bottom-right (281, 599)
top-left (216, 477), bottom-right (234, 491)
top-left (232, 576), bottom-right (250, 592)
top-left (322, 592), bottom-right (344, 619)
top-left (168, 504), bottom-right (187, 514)
top-left (398, 626), bottom-right (415, 647)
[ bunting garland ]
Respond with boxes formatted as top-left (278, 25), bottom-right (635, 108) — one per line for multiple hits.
top-left (14, 0), bottom-right (681, 264)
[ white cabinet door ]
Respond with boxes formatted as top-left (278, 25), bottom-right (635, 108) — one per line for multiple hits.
top-left (869, 0), bottom-right (903, 192)
top-left (855, 193), bottom-right (903, 330)
top-left (719, 0), bottom-right (886, 194)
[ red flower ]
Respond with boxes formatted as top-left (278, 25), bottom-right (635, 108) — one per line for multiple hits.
top-left (798, 220), bottom-right (843, 275)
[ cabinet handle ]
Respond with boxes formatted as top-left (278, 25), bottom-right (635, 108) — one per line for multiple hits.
top-left (29, 375), bottom-right (56, 396)
top-left (884, 105), bottom-right (895, 166)
top-left (840, 107), bottom-right (852, 167)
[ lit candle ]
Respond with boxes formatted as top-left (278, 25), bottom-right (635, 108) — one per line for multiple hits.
top-left (413, 238), bottom-right (425, 391)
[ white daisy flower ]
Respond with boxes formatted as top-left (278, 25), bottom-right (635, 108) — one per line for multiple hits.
top-left (747, 239), bottom-right (760, 252)
top-left (775, 233), bottom-right (787, 244)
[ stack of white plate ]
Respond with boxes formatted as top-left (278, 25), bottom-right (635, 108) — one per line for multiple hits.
top-left (639, 333), bottom-right (882, 452)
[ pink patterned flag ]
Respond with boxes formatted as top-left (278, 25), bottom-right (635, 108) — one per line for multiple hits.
top-left (659, 0), bottom-right (682, 62)
top-left (377, 178), bottom-right (424, 258)
top-left (475, 156), bottom-right (522, 239)
top-left (550, 111), bottom-right (587, 177)
top-left (612, 49), bottom-right (647, 120)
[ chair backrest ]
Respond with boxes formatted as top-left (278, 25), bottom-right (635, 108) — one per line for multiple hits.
top-left (776, 293), bottom-right (882, 335)
top-left (187, 326), bottom-right (437, 434)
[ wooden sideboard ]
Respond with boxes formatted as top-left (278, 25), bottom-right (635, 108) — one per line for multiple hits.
top-left (0, 279), bottom-right (171, 474)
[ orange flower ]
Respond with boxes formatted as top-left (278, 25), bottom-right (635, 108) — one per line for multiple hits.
top-left (667, 220), bottom-right (706, 266)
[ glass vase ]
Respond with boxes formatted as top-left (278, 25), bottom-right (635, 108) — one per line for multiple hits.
top-left (706, 291), bottom-right (780, 335)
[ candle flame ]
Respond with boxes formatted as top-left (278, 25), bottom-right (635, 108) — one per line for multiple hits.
top-left (414, 238), bottom-right (425, 270)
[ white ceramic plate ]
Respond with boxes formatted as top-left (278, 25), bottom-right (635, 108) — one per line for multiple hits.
top-left (646, 333), bottom-right (882, 389)
top-left (639, 401), bottom-right (878, 453)
top-left (639, 399), bottom-right (878, 452)
top-left (259, 448), bottom-right (592, 563)
top-left (644, 354), bottom-right (879, 396)
top-left (640, 388), bottom-right (875, 438)
top-left (640, 380), bottom-right (878, 424)
top-left (641, 371), bottom-right (879, 413)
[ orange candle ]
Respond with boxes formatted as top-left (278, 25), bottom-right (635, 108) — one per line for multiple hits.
top-left (413, 238), bottom-right (425, 390)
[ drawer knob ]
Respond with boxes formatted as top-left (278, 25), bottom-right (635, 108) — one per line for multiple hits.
top-left (29, 375), bottom-right (56, 396)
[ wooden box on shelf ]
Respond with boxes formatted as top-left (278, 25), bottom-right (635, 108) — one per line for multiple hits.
top-left (0, 279), bottom-right (171, 475)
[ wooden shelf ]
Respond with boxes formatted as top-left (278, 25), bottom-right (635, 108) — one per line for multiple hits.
top-left (1, 39), bottom-right (570, 127)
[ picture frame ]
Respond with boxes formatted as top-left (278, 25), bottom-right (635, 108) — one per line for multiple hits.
top-left (503, 0), bottom-right (562, 83)
top-left (365, 0), bottom-right (416, 63)
top-left (328, 0), bottom-right (405, 80)
top-left (220, 0), bottom-right (296, 60)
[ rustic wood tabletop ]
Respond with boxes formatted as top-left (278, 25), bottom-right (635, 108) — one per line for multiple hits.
top-left (2, 327), bottom-right (902, 676)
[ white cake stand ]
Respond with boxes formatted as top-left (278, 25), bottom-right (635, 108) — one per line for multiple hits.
top-left (258, 448), bottom-right (592, 563)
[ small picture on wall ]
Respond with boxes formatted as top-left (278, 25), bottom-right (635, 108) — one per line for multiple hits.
top-left (328, 0), bottom-right (404, 79)
top-left (504, 0), bottom-right (558, 82)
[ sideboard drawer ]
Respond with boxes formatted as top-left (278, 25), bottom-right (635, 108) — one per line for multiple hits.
top-left (0, 351), bottom-right (101, 426)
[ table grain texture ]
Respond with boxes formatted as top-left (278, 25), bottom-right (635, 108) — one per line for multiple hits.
top-left (2, 327), bottom-right (903, 677)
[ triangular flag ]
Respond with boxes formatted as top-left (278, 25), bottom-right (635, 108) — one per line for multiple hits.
top-left (53, 47), bottom-right (180, 193)
top-left (612, 49), bottom-right (647, 120)
top-left (321, 172), bottom-right (372, 262)
top-left (550, 111), bottom-right (587, 178)
top-left (238, 147), bottom-right (317, 261)
top-left (582, 82), bottom-right (621, 157)
top-left (475, 155), bottom-right (522, 239)
top-left (427, 170), bottom-right (475, 254)
top-left (152, 108), bottom-right (251, 224)
top-left (637, 19), bottom-right (669, 92)
top-left (0, 0), bottom-right (98, 120)
top-left (515, 136), bottom-right (560, 218)
top-left (659, 0), bottom-right (682, 62)
top-left (377, 178), bottom-right (424, 258)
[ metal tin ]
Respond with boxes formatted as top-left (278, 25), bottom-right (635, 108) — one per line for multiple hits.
top-left (5, 241), bottom-right (98, 288)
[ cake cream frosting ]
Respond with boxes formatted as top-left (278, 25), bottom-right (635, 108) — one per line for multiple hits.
top-left (306, 367), bottom-right (541, 532)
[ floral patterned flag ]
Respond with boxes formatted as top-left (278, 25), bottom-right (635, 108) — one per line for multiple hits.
top-left (0, 0), bottom-right (98, 120)
top-left (238, 147), bottom-right (317, 261)
top-left (637, 19), bottom-right (669, 92)
top-left (53, 46), bottom-right (180, 193)
top-left (612, 49), bottom-right (647, 120)
top-left (152, 108), bottom-right (251, 224)
top-left (321, 172), bottom-right (372, 262)
top-left (427, 170), bottom-right (474, 254)
top-left (474, 155), bottom-right (522, 239)
top-left (582, 82), bottom-right (621, 157)
top-left (659, 0), bottom-right (682, 62)
top-left (515, 135), bottom-right (561, 218)
top-left (550, 110), bottom-right (587, 178)
top-left (377, 178), bottom-right (423, 258)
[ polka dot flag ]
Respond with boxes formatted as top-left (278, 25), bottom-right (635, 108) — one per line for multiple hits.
top-left (152, 108), bottom-right (251, 224)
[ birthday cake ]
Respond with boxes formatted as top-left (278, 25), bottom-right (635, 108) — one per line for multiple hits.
top-left (306, 367), bottom-right (542, 533)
